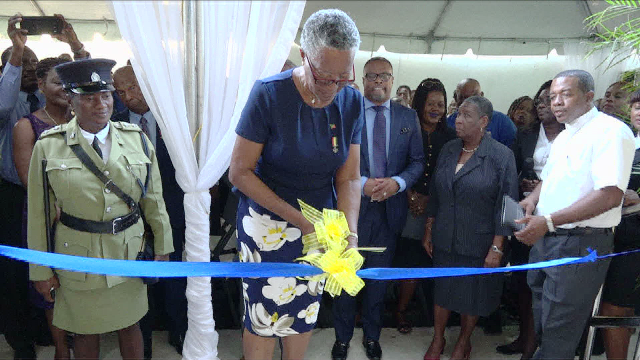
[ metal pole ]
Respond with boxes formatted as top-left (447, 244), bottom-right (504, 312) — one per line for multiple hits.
top-left (195, 0), bottom-right (204, 164)
top-left (183, 0), bottom-right (199, 163)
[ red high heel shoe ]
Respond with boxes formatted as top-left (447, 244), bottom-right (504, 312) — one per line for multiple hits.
top-left (423, 339), bottom-right (446, 360)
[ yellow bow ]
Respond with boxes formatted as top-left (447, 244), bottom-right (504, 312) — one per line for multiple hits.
top-left (296, 200), bottom-right (365, 297)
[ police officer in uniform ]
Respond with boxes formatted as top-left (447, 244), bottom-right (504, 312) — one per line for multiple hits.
top-left (26, 58), bottom-right (174, 360)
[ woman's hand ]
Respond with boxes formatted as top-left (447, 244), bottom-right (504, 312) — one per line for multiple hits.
top-left (300, 220), bottom-right (315, 236)
top-left (623, 189), bottom-right (640, 207)
top-left (519, 197), bottom-right (537, 216)
top-left (484, 249), bottom-right (502, 268)
top-left (34, 275), bottom-right (60, 302)
top-left (422, 226), bottom-right (433, 257)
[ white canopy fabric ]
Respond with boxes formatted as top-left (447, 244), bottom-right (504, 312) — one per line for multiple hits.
top-left (0, 0), bottom-right (625, 56)
top-left (110, 1), bottom-right (304, 359)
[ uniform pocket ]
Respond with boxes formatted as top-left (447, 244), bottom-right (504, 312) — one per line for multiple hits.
top-left (54, 227), bottom-right (91, 282)
top-left (45, 158), bottom-right (83, 201)
top-left (123, 153), bottom-right (151, 192)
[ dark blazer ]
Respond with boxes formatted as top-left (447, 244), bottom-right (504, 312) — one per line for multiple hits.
top-left (426, 133), bottom-right (518, 258)
top-left (511, 122), bottom-right (541, 181)
top-left (112, 109), bottom-right (185, 227)
top-left (360, 101), bottom-right (425, 233)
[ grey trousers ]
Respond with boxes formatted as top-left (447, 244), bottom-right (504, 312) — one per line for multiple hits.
top-left (527, 230), bottom-right (613, 360)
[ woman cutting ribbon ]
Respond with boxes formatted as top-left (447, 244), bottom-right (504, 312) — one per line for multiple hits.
top-left (229, 9), bottom-right (363, 360)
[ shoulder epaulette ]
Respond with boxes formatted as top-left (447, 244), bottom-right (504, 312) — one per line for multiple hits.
top-left (39, 124), bottom-right (66, 138)
top-left (113, 121), bottom-right (142, 132)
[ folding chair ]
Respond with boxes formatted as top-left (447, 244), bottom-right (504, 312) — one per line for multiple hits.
top-left (210, 184), bottom-right (242, 328)
top-left (584, 285), bottom-right (640, 360)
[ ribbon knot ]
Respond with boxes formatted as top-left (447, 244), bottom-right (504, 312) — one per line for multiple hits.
top-left (296, 200), bottom-right (365, 297)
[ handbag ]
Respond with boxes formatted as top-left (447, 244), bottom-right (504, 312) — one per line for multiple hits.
top-left (136, 230), bottom-right (159, 285)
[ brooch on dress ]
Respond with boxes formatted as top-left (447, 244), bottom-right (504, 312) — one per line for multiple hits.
top-left (330, 123), bottom-right (338, 153)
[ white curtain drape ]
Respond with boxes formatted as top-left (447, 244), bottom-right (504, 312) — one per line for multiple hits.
top-left (110, 1), bottom-right (305, 359)
top-left (563, 41), bottom-right (640, 96)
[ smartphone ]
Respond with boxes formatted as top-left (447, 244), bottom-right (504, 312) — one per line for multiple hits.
top-left (18, 16), bottom-right (63, 35)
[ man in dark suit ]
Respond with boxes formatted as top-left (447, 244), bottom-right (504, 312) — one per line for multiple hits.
top-left (446, 78), bottom-right (517, 147)
top-left (112, 66), bottom-right (187, 358)
top-left (332, 57), bottom-right (424, 360)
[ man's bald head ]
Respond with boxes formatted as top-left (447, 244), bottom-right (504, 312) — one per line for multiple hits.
top-left (113, 65), bottom-right (136, 84)
top-left (113, 65), bottom-right (149, 115)
top-left (455, 78), bottom-right (483, 107)
top-left (1, 46), bottom-right (39, 93)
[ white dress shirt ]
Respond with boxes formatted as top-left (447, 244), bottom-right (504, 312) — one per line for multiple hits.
top-left (635, 133), bottom-right (640, 150)
top-left (532, 125), bottom-right (554, 178)
top-left (80, 122), bottom-right (112, 164)
top-left (536, 107), bottom-right (635, 228)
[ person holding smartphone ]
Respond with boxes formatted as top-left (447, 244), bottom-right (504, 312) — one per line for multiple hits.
top-left (0, 14), bottom-right (91, 360)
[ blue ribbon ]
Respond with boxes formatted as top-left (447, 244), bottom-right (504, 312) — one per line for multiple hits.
top-left (0, 245), bottom-right (638, 280)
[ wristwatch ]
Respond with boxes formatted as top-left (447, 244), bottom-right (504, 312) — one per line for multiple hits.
top-left (544, 214), bottom-right (556, 233)
top-left (490, 245), bottom-right (503, 255)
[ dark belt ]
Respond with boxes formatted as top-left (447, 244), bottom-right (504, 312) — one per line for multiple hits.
top-left (60, 206), bottom-right (141, 235)
top-left (547, 227), bottom-right (614, 237)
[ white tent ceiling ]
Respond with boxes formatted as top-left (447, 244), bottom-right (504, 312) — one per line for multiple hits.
top-left (0, 0), bottom-right (623, 55)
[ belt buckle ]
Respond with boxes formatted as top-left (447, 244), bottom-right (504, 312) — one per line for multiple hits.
top-left (112, 216), bottom-right (123, 235)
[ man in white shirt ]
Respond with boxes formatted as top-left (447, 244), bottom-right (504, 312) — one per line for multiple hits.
top-left (515, 69), bottom-right (635, 360)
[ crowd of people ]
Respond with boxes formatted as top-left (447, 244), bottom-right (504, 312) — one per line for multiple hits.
top-left (1, 8), bottom-right (639, 360)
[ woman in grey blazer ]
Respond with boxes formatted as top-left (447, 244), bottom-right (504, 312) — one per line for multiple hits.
top-left (422, 96), bottom-right (518, 360)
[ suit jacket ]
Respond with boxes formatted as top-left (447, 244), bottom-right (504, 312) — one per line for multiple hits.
top-left (511, 122), bottom-right (541, 180)
top-left (360, 101), bottom-right (425, 233)
top-left (113, 109), bottom-right (185, 227)
top-left (426, 133), bottom-right (518, 258)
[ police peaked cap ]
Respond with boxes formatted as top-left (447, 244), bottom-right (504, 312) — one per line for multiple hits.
top-left (55, 58), bottom-right (117, 94)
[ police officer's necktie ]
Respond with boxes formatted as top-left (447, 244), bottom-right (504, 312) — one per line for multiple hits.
top-left (372, 105), bottom-right (387, 178)
top-left (27, 93), bottom-right (40, 113)
top-left (92, 137), bottom-right (103, 159)
top-left (140, 116), bottom-right (150, 138)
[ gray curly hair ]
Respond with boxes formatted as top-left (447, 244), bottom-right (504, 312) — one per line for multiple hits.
top-left (300, 9), bottom-right (361, 60)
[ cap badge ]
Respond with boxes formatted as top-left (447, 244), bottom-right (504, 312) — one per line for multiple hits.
top-left (91, 72), bottom-right (101, 82)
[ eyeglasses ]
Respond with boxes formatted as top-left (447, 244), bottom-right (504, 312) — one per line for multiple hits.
top-left (364, 73), bottom-right (393, 82)
top-left (307, 57), bottom-right (355, 87)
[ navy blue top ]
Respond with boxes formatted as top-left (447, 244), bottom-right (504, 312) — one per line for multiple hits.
top-left (447, 110), bottom-right (517, 148)
top-left (235, 69), bottom-right (364, 211)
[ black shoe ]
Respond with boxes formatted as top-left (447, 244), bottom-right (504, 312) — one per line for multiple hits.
top-left (13, 346), bottom-right (36, 360)
top-left (496, 341), bottom-right (523, 355)
top-left (331, 341), bottom-right (349, 360)
top-left (168, 332), bottom-right (184, 355)
top-left (362, 339), bottom-right (382, 360)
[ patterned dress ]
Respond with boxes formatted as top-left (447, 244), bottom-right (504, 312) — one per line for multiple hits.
top-left (235, 70), bottom-right (363, 336)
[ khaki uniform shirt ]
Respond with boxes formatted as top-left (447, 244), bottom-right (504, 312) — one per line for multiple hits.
top-left (27, 118), bottom-right (174, 290)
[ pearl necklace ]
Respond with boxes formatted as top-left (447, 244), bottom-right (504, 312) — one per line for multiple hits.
top-left (42, 106), bottom-right (60, 125)
top-left (462, 145), bottom-right (479, 153)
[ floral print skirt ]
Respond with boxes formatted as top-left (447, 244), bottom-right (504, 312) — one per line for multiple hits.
top-left (238, 205), bottom-right (325, 337)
